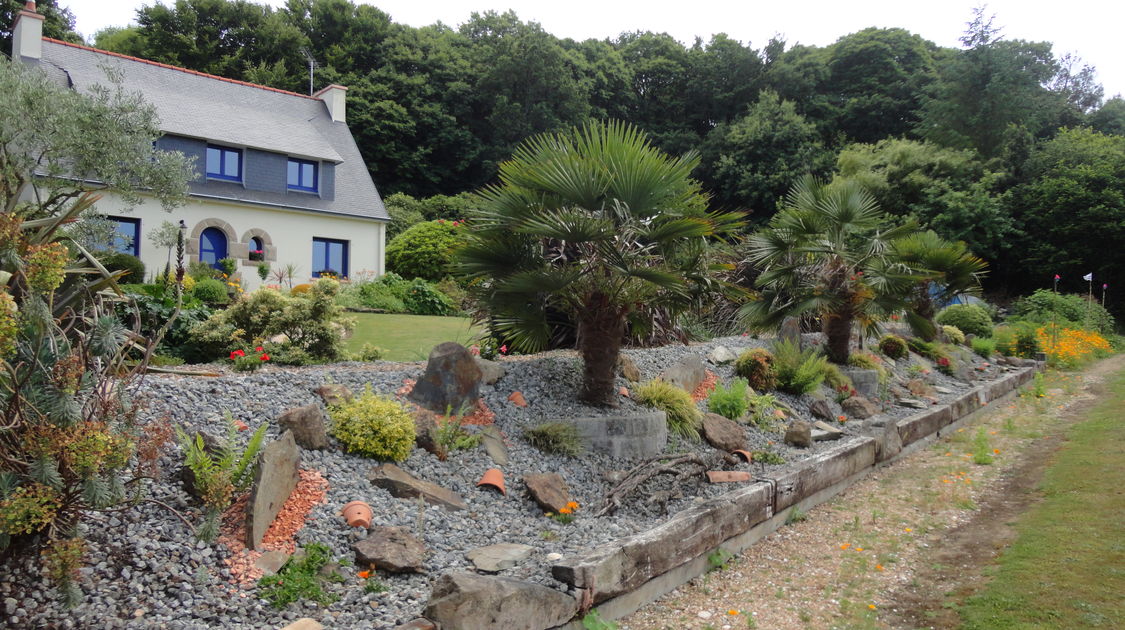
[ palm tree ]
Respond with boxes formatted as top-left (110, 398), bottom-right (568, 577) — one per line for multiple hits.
top-left (740, 176), bottom-right (917, 363)
top-left (893, 230), bottom-right (988, 341)
top-left (457, 121), bottom-right (740, 406)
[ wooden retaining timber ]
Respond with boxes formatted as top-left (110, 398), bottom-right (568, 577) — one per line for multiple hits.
top-left (405, 366), bottom-right (1041, 630)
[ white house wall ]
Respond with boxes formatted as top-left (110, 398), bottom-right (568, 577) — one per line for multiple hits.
top-left (95, 193), bottom-right (385, 292)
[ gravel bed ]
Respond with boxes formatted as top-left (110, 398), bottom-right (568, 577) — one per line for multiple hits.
top-left (0, 334), bottom-right (1009, 629)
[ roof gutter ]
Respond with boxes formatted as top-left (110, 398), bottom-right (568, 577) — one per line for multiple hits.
top-left (188, 192), bottom-right (389, 222)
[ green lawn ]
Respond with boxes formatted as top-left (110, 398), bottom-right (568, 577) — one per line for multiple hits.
top-left (344, 313), bottom-right (483, 362)
top-left (958, 365), bottom-right (1125, 629)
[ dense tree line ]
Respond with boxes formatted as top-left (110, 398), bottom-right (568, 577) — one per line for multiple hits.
top-left (23, 0), bottom-right (1125, 312)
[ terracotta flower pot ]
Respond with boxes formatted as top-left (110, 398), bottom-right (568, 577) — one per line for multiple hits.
top-left (477, 468), bottom-right (506, 495)
top-left (731, 449), bottom-right (754, 463)
top-left (342, 500), bottom-right (373, 529)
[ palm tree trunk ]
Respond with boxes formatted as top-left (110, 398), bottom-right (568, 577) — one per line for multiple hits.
top-left (577, 292), bottom-right (624, 406)
top-left (823, 311), bottom-right (853, 364)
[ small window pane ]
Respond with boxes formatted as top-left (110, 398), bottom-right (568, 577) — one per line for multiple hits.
top-left (223, 151), bottom-right (239, 178)
top-left (288, 160), bottom-right (299, 187)
top-left (206, 148), bottom-right (220, 175)
top-left (301, 163), bottom-right (314, 187)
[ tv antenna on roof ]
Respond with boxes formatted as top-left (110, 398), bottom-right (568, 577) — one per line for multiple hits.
top-left (300, 47), bottom-right (319, 95)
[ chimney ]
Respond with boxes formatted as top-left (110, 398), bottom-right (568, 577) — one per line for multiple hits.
top-left (12, 1), bottom-right (44, 61)
top-left (314, 84), bottom-right (348, 123)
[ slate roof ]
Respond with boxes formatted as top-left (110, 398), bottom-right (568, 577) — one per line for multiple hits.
top-left (34, 39), bottom-right (388, 221)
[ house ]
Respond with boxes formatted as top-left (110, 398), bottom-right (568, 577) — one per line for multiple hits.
top-left (10, 1), bottom-right (388, 290)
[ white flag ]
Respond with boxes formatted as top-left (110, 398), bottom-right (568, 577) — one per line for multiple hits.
top-left (1083, 272), bottom-right (1093, 281)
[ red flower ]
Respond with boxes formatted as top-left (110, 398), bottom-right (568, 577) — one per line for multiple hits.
top-left (260, 353), bottom-right (270, 361)
top-left (229, 349), bottom-right (245, 359)
top-left (255, 346), bottom-right (264, 352)
top-left (499, 345), bottom-right (508, 354)
top-left (937, 357), bottom-right (950, 366)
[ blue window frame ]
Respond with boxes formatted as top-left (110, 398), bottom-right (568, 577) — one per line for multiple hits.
top-left (287, 158), bottom-right (318, 192)
top-left (199, 227), bottom-right (228, 270)
top-left (206, 145), bottom-right (242, 182)
top-left (312, 237), bottom-right (347, 278)
top-left (107, 216), bottom-right (140, 256)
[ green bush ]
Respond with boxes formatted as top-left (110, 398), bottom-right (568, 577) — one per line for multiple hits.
top-left (100, 251), bottom-right (145, 282)
top-left (846, 351), bottom-right (889, 384)
top-left (354, 343), bottom-right (386, 361)
top-left (907, 337), bottom-right (937, 360)
top-left (878, 334), bottom-right (908, 359)
top-left (523, 422), bottom-right (582, 457)
top-left (187, 260), bottom-right (219, 280)
top-left (936, 304), bottom-right (993, 338)
top-left (328, 386), bottom-right (415, 460)
top-left (634, 379), bottom-right (702, 441)
top-left (971, 337), bottom-right (995, 358)
top-left (385, 220), bottom-right (465, 282)
top-left (404, 277), bottom-right (455, 316)
top-left (734, 348), bottom-right (777, 391)
top-left (257, 542), bottom-right (343, 609)
top-left (707, 378), bottom-right (749, 420)
top-left (821, 362), bottom-right (852, 391)
top-left (771, 339), bottom-right (827, 395)
top-left (1013, 324), bottom-right (1041, 358)
top-left (1010, 289), bottom-right (1116, 335)
top-left (190, 278), bottom-right (228, 305)
top-left (942, 325), bottom-right (966, 345)
top-left (217, 257), bottom-right (237, 277)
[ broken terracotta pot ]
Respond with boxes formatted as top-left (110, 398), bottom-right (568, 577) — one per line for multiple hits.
top-left (342, 500), bottom-right (373, 529)
top-left (731, 449), bottom-right (753, 463)
top-left (706, 470), bottom-right (752, 483)
top-left (476, 468), bottom-right (506, 495)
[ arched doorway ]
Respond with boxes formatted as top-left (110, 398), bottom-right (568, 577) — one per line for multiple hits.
top-left (199, 227), bottom-right (228, 269)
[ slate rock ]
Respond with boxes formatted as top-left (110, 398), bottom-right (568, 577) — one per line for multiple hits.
top-left (424, 572), bottom-right (578, 630)
top-left (707, 345), bottom-right (737, 365)
top-left (353, 526), bottom-right (426, 574)
top-left (276, 404), bottom-right (328, 450)
top-left (178, 429), bottom-right (226, 499)
top-left (906, 378), bottom-right (935, 398)
top-left (934, 385), bottom-right (954, 395)
top-left (475, 357), bottom-right (506, 385)
top-left (466, 543), bottom-right (535, 573)
top-left (408, 342), bottom-right (482, 414)
top-left (313, 384), bottom-right (353, 408)
top-left (617, 355), bottom-right (641, 382)
top-left (662, 354), bottom-right (706, 393)
top-left (368, 463), bottom-right (468, 511)
top-left (522, 473), bottom-right (571, 513)
top-left (253, 550), bottom-right (290, 576)
top-left (700, 413), bottom-right (747, 452)
top-left (808, 398), bottom-right (834, 421)
top-left (841, 396), bottom-right (880, 419)
top-left (779, 316), bottom-right (801, 345)
top-left (812, 420), bottom-right (844, 441)
top-left (784, 420), bottom-right (813, 448)
top-left (844, 368), bottom-right (880, 398)
top-left (412, 409), bottom-right (441, 456)
top-left (481, 425), bottom-right (508, 466)
top-left (245, 431), bottom-right (300, 550)
top-left (898, 398), bottom-right (928, 409)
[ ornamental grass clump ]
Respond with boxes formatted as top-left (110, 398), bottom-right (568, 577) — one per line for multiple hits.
top-left (634, 379), bottom-right (702, 441)
top-left (329, 386), bottom-right (415, 461)
top-left (771, 339), bottom-right (827, 395)
top-left (707, 378), bottom-right (750, 420)
top-left (734, 348), bottom-right (777, 391)
top-left (523, 422), bottom-right (583, 457)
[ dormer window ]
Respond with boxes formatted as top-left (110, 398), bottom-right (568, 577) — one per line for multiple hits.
top-left (206, 145), bottom-right (242, 182)
top-left (287, 158), bottom-right (318, 192)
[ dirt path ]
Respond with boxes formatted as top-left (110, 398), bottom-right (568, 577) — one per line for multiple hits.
top-left (619, 356), bottom-right (1125, 630)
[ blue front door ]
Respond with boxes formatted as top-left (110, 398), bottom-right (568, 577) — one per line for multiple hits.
top-left (200, 227), bottom-right (228, 269)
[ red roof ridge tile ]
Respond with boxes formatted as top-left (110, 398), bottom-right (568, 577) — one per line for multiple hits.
top-left (42, 37), bottom-right (321, 101)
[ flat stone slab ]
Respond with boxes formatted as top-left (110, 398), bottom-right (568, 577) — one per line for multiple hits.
top-left (481, 425), bottom-right (509, 466)
top-left (425, 573), bottom-right (577, 630)
top-left (253, 550), bottom-right (290, 575)
top-left (354, 526), bottom-right (426, 573)
top-left (280, 620), bottom-right (323, 630)
top-left (708, 345), bottom-right (737, 365)
top-left (566, 411), bottom-right (668, 459)
top-left (701, 413), bottom-right (747, 452)
top-left (368, 463), bottom-right (468, 511)
top-left (812, 421), bottom-right (844, 441)
top-left (662, 354), bottom-right (706, 393)
top-left (245, 431), bottom-right (300, 550)
top-left (466, 543), bottom-right (535, 572)
top-left (523, 473), bottom-right (571, 513)
top-left (898, 398), bottom-right (928, 409)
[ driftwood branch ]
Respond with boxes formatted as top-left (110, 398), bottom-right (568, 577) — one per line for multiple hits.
top-left (595, 453), bottom-right (707, 517)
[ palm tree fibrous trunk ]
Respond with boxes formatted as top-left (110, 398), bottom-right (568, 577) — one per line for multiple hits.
top-left (823, 311), bottom-right (854, 364)
top-left (577, 292), bottom-right (625, 407)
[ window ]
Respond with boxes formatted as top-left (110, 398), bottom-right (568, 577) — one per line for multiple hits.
top-left (312, 238), bottom-right (347, 278)
top-left (206, 145), bottom-right (242, 182)
top-left (107, 216), bottom-right (140, 256)
top-left (199, 227), bottom-right (228, 269)
top-left (249, 236), bottom-right (264, 261)
top-left (287, 158), bottom-right (318, 192)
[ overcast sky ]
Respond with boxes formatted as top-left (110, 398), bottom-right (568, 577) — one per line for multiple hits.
top-left (58, 0), bottom-right (1125, 100)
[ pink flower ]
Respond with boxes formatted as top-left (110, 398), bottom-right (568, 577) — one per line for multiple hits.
top-left (500, 345), bottom-right (508, 354)
top-left (469, 345), bottom-right (481, 356)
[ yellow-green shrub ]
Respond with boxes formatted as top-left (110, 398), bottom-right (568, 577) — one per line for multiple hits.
top-left (634, 379), bottom-right (701, 441)
top-left (290, 283), bottom-right (313, 296)
top-left (942, 325), bottom-right (966, 345)
top-left (329, 386), bottom-right (415, 461)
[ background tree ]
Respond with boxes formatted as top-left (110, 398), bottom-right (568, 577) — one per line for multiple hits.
top-left (458, 121), bottom-right (738, 405)
top-left (1, 0), bottom-right (80, 52)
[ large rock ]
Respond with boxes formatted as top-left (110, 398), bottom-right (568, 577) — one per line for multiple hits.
top-left (843, 367), bottom-right (880, 398)
top-left (707, 345), bottom-right (738, 365)
top-left (245, 431), bottom-right (300, 549)
top-left (522, 473), bottom-right (571, 513)
top-left (784, 420), bottom-right (813, 448)
top-left (276, 404), bottom-right (328, 450)
top-left (368, 463), bottom-right (468, 511)
top-left (353, 526), bottom-right (426, 573)
top-left (700, 413), bottom-right (747, 452)
top-left (808, 399), bottom-right (834, 421)
top-left (466, 543), bottom-right (535, 572)
top-left (567, 411), bottom-right (668, 459)
top-left (313, 384), bottom-right (353, 407)
top-left (409, 342), bottom-right (482, 414)
top-left (412, 408), bottom-right (441, 456)
top-left (841, 396), bottom-right (880, 420)
top-left (424, 573), bottom-right (578, 630)
top-left (475, 358), bottom-right (506, 385)
top-left (617, 355), bottom-right (641, 382)
top-left (662, 354), bottom-right (706, 393)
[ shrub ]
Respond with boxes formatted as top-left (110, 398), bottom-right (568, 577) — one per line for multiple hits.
top-left (1036, 324), bottom-right (1112, 368)
top-left (338, 279), bottom-right (408, 313)
top-left (354, 343), bottom-right (386, 362)
top-left (290, 283), bottom-right (313, 296)
top-left (971, 337), bottom-right (995, 358)
top-left (907, 337), bottom-right (938, 360)
top-left (707, 378), bottom-right (750, 420)
top-left (191, 278), bottom-right (228, 305)
top-left (435, 276), bottom-right (469, 311)
top-left (821, 362), bottom-right (853, 391)
top-left (1011, 289), bottom-right (1115, 335)
top-left (523, 422), bottom-right (583, 457)
top-left (936, 304), bottom-right (992, 338)
top-left (328, 386), bottom-right (415, 461)
top-left (993, 325), bottom-right (1016, 356)
top-left (847, 351), bottom-right (889, 384)
top-left (942, 325), bottom-right (966, 345)
top-left (100, 251), bottom-right (145, 282)
top-left (256, 263), bottom-right (270, 281)
top-left (734, 348), bottom-right (777, 391)
top-left (385, 219), bottom-right (465, 282)
top-left (187, 260), bottom-right (218, 280)
top-left (878, 335), bottom-right (908, 359)
top-left (404, 277), bottom-right (455, 316)
top-left (176, 416), bottom-right (267, 541)
top-left (634, 379), bottom-right (702, 441)
top-left (1013, 324), bottom-right (1041, 358)
top-left (217, 257), bottom-right (237, 277)
top-left (771, 339), bottom-right (827, 395)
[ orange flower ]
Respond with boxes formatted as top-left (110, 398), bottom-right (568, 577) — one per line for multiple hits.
top-left (728, 610), bottom-right (739, 615)
top-left (868, 604), bottom-right (877, 610)
top-left (357, 570), bottom-right (371, 579)
top-left (993, 449), bottom-right (1000, 454)
top-left (558, 507), bottom-right (572, 514)
top-left (875, 564), bottom-right (884, 571)
top-left (840, 543), bottom-right (850, 550)
top-left (566, 501), bottom-right (579, 510)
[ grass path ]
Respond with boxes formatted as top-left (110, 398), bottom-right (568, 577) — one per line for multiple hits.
top-left (343, 313), bottom-right (482, 362)
top-left (619, 357), bottom-right (1124, 630)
